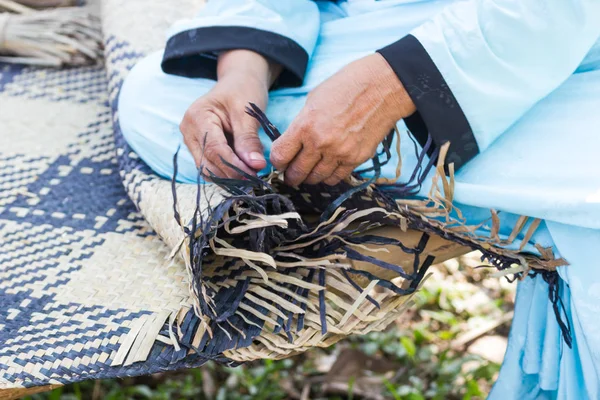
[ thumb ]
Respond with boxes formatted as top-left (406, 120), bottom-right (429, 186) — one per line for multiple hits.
top-left (270, 121), bottom-right (302, 171)
top-left (232, 114), bottom-right (267, 171)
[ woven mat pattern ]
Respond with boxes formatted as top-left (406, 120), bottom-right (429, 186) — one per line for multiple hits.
top-left (0, 1), bottom-right (210, 391)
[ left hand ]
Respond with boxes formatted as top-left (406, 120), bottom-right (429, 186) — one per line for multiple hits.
top-left (270, 53), bottom-right (416, 186)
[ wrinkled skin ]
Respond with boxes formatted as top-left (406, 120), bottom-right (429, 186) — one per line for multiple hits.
top-left (271, 53), bottom-right (415, 186)
top-left (179, 50), bottom-right (278, 178)
top-left (181, 50), bottom-right (415, 185)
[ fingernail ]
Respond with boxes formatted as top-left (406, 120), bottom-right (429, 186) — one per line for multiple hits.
top-left (249, 152), bottom-right (264, 162)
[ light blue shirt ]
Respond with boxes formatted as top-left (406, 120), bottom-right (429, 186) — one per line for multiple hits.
top-left (165, 0), bottom-right (600, 154)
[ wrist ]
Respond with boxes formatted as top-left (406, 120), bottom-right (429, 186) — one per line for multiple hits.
top-left (217, 49), bottom-right (282, 89)
top-left (367, 53), bottom-right (416, 120)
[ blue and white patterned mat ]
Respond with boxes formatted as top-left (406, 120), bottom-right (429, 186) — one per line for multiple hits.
top-left (0, 0), bottom-right (211, 391)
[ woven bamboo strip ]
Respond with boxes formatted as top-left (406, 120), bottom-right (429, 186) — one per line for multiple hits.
top-left (0, 385), bottom-right (61, 400)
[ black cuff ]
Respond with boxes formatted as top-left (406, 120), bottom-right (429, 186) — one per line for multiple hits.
top-left (162, 26), bottom-right (309, 89)
top-left (377, 34), bottom-right (478, 170)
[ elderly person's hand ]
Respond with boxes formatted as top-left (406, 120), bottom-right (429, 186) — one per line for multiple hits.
top-left (180, 50), bottom-right (281, 179)
top-left (270, 53), bottom-right (415, 186)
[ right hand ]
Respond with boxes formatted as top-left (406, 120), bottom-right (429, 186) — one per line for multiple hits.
top-left (179, 50), bottom-right (280, 179)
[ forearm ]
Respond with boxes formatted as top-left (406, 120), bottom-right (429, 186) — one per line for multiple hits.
top-left (217, 49), bottom-right (283, 88)
top-left (368, 53), bottom-right (416, 121)
top-left (162, 0), bottom-right (319, 87)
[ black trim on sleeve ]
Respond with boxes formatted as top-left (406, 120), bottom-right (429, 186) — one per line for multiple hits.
top-left (161, 26), bottom-right (309, 89)
top-left (377, 34), bottom-right (479, 170)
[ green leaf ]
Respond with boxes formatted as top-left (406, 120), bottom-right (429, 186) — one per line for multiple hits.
top-left (382, 378), bottom-right (402, 400)
top-left (47, 387), bottom-right (63, 400)
top-left (406, 392), bottom-right (426, 400)
top-left (463, 379), bottom-right (483, 400)
top-left (413, 329), bottom-right (426, 345)
top-left (421, 310), bottom-right (457, 325)
top-left (126, 385), bottom-right (153, 399)
top-left (437, 330), bottom-right (455, 340)
top-left (73, 382), bottom-right (82, 400)
top-left (347, 376), bottom-right (356, 400)
top-left (400, 336), bottom-right (416, 359)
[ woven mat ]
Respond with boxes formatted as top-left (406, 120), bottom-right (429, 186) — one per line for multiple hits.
top-left (0, 0), bottom-right (212, 392)
top-left (0, 0), bottom-right (565, 395)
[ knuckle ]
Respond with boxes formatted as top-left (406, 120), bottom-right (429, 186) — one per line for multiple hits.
top-left (286, 165), bottom-right (301, 178)
top-left (285, 167), bottom-right (303, 183)
top-left (184, 108), bottom-right (201, 125)
top-left (305, 173), bottom-right (324, 185)
top-left (293, 119), bottom-right (313, 136)
top-left (337, 146), bottom-right (353, 158)
top-left (333, 171), bottom-right (347, 180)
top-left (202, 141), bottom-right (222, 160)
top-left (331, 166), bottom-right (350, 180)
top-left (270, 150), bottom-right (286, 168)
top-left (236, 132), bottom-right (262, 148)
top-left (324, 177), bottom-right (340, 186)
top-left (313, 135), bottom-right (333, 151)
top-left (311, 163), bottom-right (334, 180)
top-left (311, 169), bottom-right (327, 179)
top-left (179, 120), bottom-right (187, 133)
top-left (335, 171), bottom-right (347, 180)
top-left (179, 116), bottom-right (192, 134)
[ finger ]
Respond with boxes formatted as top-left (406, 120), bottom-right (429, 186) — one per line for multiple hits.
top-left (200, 161), bottom-right (228, 182)
top-left (304, 159), bottom-right (339, 185)
top-left (180, 133), bottom-right (227, 181)
top-left (270, 123), bottom-right (303, 171)
top-left (284, 149), bottom-right (321, 187)
top-left (205, 139), bottom-right (257, 179)
top-left (185, 127), bottom-right (254, 180)
top-left (232, 113), bottom-right (266, 171)
top-left (323, 165), bottom-right (355, 186)
top-left (181, 133), bottom-right (204, 168)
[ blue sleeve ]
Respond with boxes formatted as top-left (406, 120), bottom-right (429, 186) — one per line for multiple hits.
top-left (378, 0), bottom-right (600, 169)
top-left (161, 0), bottom-right (320, 88)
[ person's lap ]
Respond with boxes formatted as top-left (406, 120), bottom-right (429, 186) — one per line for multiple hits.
top-left (118, 0), bottom-right (457, 184)
top-left (118, 3), bottom-right (600, 399)
top-left (119, 50), bottom-right (600, 226)
top-left (118, 50), bottom-right (399, 183)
